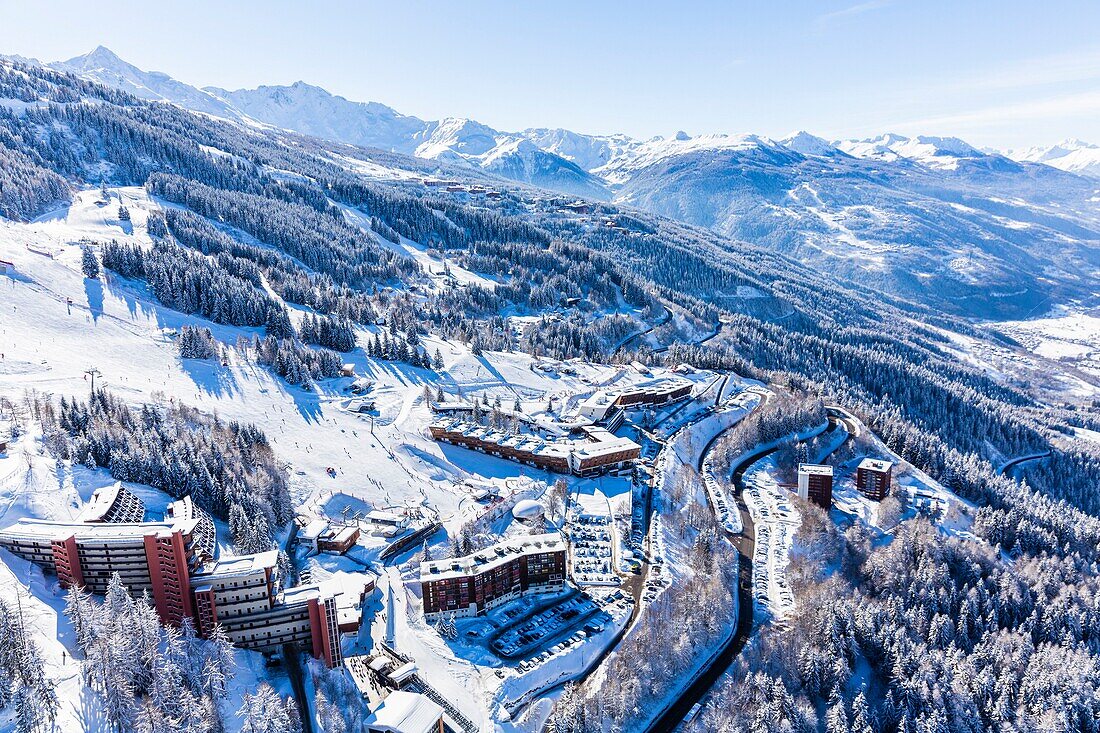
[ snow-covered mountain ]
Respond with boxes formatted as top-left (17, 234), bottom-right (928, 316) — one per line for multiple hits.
top-left (50, 46), bottom-right (243, 120)
top-left (207, 80), bottom-right (432, 153)
top-left (779, 131), bottom-right (842, 157)
top-left (835, 133), bottom-right (985, 169)
top-left (1007, 139), bottom-right (1100, 178)
top-left (414, 118), bottom-right (608, 198)
top-left (613, 132), bottom-right (1100, 318)
top-left (47, 48), bottom-right (606, 198)
top-left (519, 127), bottom-right (639, 172)
top-left (40, 47), bottom-right (1100, 318)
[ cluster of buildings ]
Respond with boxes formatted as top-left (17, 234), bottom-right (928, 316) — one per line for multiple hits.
top-left (419, 533), bottom-right (567, 620)
top-left (421, 179), bottom-right (501, 199)
top-left (428, 420), bottom-right (641, 476)
top-left (297, 518), bottom-right (361, 554)
top-left (576, 380), bottom-right (693, 423)
top-left (0, 483), bottom-right (371, 667)
top-left (347, 646), bottom-right (470, 733)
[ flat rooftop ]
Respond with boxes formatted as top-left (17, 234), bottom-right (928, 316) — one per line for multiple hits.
top-left (281, 570), bottom-right (375, 609)
top-left (432, 418), bottom-right (640, 461)
top-left (193, 550), bottom-right (279, 581)
top-left (858, 458), bottom-right (893, 472)
top-left (0, 516), bottom-right (199, 543)
top-left (798, 463), bottom-right (834, 476)
top-left (420, 532), bottom-right (565, 583)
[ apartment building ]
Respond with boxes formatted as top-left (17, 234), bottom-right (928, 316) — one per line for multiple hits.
top-left (428, 421), bottom-right (640, 476)
top-left (419, 533), bottom-right (567, 620)
top-left (856, 458), bottom-right (894, 501)
top-left (797, 464), bottom-right (834, 509)
top-left (0, 494), bottom-right (373, 667)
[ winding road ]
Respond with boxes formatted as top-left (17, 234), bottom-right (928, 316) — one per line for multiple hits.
top-left (644, 412), bottom-right (763, 732)
top-left (647, 410), bottom-right (855, 732)
top-left (998, 451), bottom-right (1052, 477)
top-left (614, 305), bottom-right (673, 354)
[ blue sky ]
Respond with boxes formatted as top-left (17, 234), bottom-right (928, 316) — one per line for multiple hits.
top-left (3, 0), bottom-right (1099, 148)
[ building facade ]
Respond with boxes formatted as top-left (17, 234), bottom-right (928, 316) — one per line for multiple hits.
top-left (428, 421), bottom-right (640, 476)
top-left (612, 381), bottom-right (693, 408)
top-left (0, 517), bottom-right (203, 625)
top-left (856, 458), bottom-right (893, 501)
top-left (0, 498), bottom-right (372, 667)
top-left (797, 464), bottom-right (834, 509)
top-left (420, 534), bottom-right (567, 620)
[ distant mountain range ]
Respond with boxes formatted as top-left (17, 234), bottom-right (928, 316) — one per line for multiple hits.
top-left (20, 47), bottom-right (1100, 317)
top-left (1006, 139), bottom-right (1100, 179)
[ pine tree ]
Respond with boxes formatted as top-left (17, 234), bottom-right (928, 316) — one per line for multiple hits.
top-left (82, 246), bottom-right (101, 279)
top-left (826, 697), bottom-right (850, 733)
top-left (203, 624), bottom-right (236, 700)
top-left (64, 584), bottom-right (95, 652)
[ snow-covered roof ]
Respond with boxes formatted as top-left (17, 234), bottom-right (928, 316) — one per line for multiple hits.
top-left (512, 499), bottom-right (545, 520)
top-left (192, 550), bottom-right (279, 582)
top-left (858, 458), bottom-right (893, 473)
top-left (798, 463), bottom-right (833, 476)
top-left (281, 570), bottom-right (374, 610)
top-left (431, 418), bottom-right (639, 463)
top-left (386, 661), bottom-right (418, 684)
top-left (363, 691), bottom-right (443, 733)
top-left (420, 533), bottom-right (565, 582)
top-left (78, 482), bottom-right (145, 523)
top-left (299, 518), bottom-right (329, 540)
top-left (570, 435), bottom-right (640, 460)
top-left (0, 516), bottom-right (199, 543)
top-left (367, 510), bottom-right (405, 524)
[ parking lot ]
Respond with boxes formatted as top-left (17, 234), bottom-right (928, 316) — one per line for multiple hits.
top-left (490, 591), bottom-right (613, 659)
top-left (742, 460), bottom-right (799, 619)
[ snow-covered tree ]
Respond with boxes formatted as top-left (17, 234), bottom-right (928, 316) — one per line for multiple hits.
top-left (82, 246), bottom-right (101, 279)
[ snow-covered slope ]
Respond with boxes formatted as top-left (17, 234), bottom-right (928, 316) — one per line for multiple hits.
top-left (612, 133), bottom-right (1100, 319)
top-left (34, 47), bottom-right (1100, 319)
top-left (1007, 139), bottom-right (1100, 178)
top-left (50, 46), bottom-right (243, 120)
top-left (209, 81), bottom-right (432, 153)
top-left (837, 133), bottom-right (984, 169)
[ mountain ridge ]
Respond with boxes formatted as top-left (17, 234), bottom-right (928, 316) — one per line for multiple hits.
top-left (35, 46), bottom-right (1100, 319)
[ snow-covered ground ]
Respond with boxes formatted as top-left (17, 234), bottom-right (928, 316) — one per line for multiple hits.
top-left (0, 432), bottom-right (292, 733)
top-left (827, 412), bottom-right (976, 539)
top-left (0, 187), bottom-right (729, 731)
top-left (992, 306), bottom-right (1100, 385)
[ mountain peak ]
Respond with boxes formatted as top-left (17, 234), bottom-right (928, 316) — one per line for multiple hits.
top-left (60, 45), bottom-right (136, 73)
top-left (84, 45), bottom-right (121, 62)
top-left (780, 131), bottom-right (838, 157)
